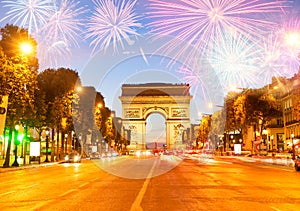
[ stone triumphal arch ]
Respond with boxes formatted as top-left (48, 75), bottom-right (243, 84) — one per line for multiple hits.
top-left (119, 83), bottom-right (192, 150)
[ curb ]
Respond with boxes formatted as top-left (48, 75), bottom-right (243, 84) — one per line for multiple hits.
top-left (0, 162), bottom-right (60, 173)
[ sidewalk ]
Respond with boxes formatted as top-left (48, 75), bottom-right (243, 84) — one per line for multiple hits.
top-left (0, 156), bottom-right (60, 173)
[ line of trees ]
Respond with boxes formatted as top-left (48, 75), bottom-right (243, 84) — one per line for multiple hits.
top-left (0, 24), bottom-right (119, 167)
top-left (198, 88), bottom-right (282, 150)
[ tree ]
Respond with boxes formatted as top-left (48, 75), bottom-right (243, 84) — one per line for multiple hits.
top-left (244, 90), bottom-right (282, 133)
top-left (0, 24), bottom-right (38, 70)
top-left (37, 68), bottom-right (81, 158)
top-left (0, 25), bottom-right (39, 167)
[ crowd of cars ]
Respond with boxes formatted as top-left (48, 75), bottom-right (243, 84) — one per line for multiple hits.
top-left (63, 149), bottom-right (300, 172)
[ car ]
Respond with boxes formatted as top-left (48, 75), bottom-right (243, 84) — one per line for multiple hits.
top-left (89, 152), bottom-right (101, 159)
top-left (129, 150), bottom-right (135, 156)
top-left (64, 152), bottom-right (81, 163)
top-left (295, 156), bottom-right (300, 171)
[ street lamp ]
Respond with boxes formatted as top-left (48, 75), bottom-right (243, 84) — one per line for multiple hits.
top-left (12, 125), bottom-right (20, 167)
top-left (65, 134), bottom-right (68, 154)
top-left (44, 129), bottom-right (50, 162)
top-left (271, 135), bottom-right (274, 151)
top-left (291, 133), bottom-right (295, 160)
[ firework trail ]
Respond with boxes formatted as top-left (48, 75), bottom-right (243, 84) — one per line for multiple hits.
top-left (86, 0), bottom-right (141, 54)
top-left (0, 0), bottom-right (54, 35)
top-left (147, 0), bottom-right (289, 67)
top-left (177, 59), bottom-right (223, 109)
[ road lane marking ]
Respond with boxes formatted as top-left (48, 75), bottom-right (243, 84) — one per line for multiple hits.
top-left (58, 189), bottom-right (77, 197)
top-left (23, 184), bottom-right (38, 189)
top-left (130, 159), bottom-right (158, 211)
top-left (0, 190), bottom-right (16, 196)
top-left (29, 199), bottom-right (55, 211)
top-left (79, 182), bottom-right (89, 188)
top-left (270, 206), bottom-right (282, 211)
top-left (91, 177), bottom-right (100, 182)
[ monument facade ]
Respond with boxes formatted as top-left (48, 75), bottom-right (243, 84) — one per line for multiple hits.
top-left (119, 83), bottom-right (192, 149)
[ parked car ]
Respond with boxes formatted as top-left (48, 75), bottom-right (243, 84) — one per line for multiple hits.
top-left (295, 156), bottom-right (300, 171)
top-left (64, 152), bottom-right (81, 163)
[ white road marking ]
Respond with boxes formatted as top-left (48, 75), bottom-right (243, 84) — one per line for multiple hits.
top-left (29, 199), bottom-right (55, 211)
top-left (58, 189), bottom-right (77, 197)
top-left (0, 190), bottom-right (16, 196)
top-left (23, 184), bottom-right (38, 189)
top-left (130, 159), bottom-right (158, 211)
top-left (79, 182), bottom-right (89, 188)
top-left (270, 206), bottom-right (282, 211)
top-left (91, 177), bottom-right (100, 182)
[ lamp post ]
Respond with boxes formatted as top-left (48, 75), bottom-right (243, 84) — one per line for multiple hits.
top-left (64, 134), bottom-right (68, 154)
top-left (12, 125), bottom-right (20, 167)
top-left (44, 129), bottom-right (50, 162)
top-left (291, 133), bottom-right (295, 160)
top-left (271, 135), bottom-right (274, 151)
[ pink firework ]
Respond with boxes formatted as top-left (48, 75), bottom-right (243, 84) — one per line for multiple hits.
top-left (147, 0), bottom-right (290, 66)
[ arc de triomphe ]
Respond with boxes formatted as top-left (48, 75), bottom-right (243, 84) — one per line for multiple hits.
top-left (119, 83), bottom-right (192, 150)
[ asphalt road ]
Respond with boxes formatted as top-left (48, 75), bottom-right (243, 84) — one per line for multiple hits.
top-left (0, 155), bottom-right (299, 211)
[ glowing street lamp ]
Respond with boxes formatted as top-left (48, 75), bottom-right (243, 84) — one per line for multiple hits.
top-left (20, 42), bottom-right (33, 55)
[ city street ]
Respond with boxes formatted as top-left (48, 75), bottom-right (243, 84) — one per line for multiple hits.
top-left (0, 155), bottom-right (299, 211)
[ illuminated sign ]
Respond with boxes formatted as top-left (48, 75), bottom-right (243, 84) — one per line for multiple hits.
top-left (30, 142), bottom-right (40, 156)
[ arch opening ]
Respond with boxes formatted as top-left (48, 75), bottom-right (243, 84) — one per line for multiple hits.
top-left (146, 113), bottom-right (166, 149)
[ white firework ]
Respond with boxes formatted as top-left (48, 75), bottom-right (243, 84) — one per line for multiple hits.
top-left (37, 0), bottom-right (88, 69)
top-left (0, 0), bottom-right (54, 35)
top-left (208, 31), bottom-right (264, 90)
top-left (259, 32), bottom-right (289, 83)
top-left (86, 0), bottom-right (141, 54)
top-left (40, 0), bottom-right (88, 47)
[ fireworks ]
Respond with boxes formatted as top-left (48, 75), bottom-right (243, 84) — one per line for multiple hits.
top-left (146, 0), bottom-right (289, 66)
top-left (36, 0), bottom-right (88, 68)
top-left (279, 16), bottom-right (300, 74)
top-left (259, 32), bottom-right (289, 83)
top-left (86, 0), bottom-right (141, 54)
top-left (1, 0), bottom-right (54, 35)
top-left (208, 31), bottom-right (263, 90)
top-left (40, 0), bottom-right (88, 47)
top-left (0, 0), bottom-right (299, 96)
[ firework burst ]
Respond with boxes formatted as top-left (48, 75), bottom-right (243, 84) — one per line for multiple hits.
top-left (259, 32), bottom-right (289, 83)
top-left (0, 0), bottom-right (54, 35)
top-left (36, 0), bottom-right (88, 69)
top-left (279, 16), bottom-right (300, 75)
top-left (86, 0), bottom-right (141, 54)
top-left (208, 31), bottom-right (263, 90)
top-left (147, 0), bottom-right (289, 66)
top-left (40, 0), bottom-right (88, 47)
